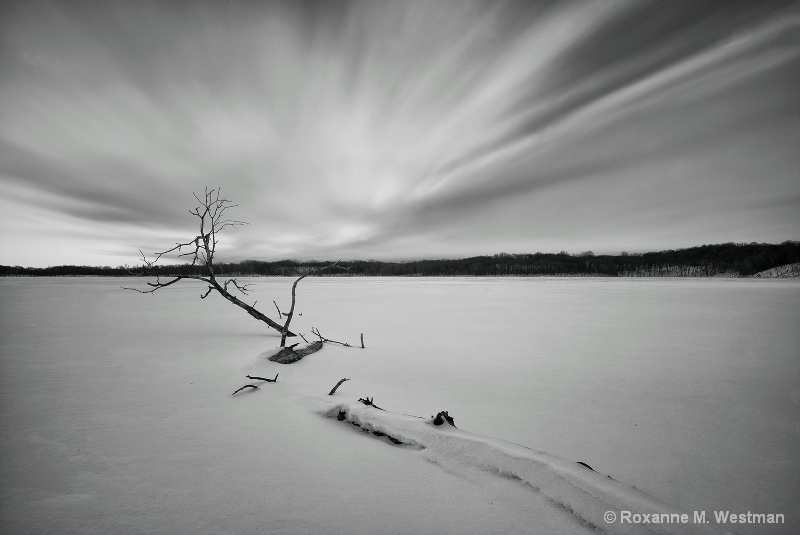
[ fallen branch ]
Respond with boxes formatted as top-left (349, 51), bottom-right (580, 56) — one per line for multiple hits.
top-left (231, 384), bottom-right (258, 395)
top-left (358, 396), bottom-right (385, 411)
top-left (361, 333), bottom-right (365, 349)
top-left (247, 374), bottom-right (279, 382)
top-left (311, 327), bottom-right (352, 347)
top-left (328, 378), bottom-right (350, 395)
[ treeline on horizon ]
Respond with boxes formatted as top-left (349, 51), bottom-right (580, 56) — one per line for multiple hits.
top-left (2, 241), bottom-right (799, 278)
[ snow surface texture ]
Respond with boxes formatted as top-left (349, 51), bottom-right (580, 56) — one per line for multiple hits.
top-left (1, 277), bottom-right (798, 534)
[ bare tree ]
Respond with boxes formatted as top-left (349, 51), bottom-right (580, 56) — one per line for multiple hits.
top-left (124, 188), bottom-right (292, 336)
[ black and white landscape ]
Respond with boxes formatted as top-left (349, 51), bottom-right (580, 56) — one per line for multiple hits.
top-left (1, 1), bottom-right (799, 534)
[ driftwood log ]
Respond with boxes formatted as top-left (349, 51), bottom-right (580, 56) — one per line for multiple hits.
top-left (269, 340), bottom-right (324, 364)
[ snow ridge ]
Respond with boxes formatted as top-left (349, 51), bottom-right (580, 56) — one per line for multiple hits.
top-left (319, 401), bottom-right (725, 535)
top-left (326, 403), bottom-right (425, 449)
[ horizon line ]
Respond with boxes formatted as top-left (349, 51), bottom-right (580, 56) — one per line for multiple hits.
top-left (3, 240), bottom-right (798, 270)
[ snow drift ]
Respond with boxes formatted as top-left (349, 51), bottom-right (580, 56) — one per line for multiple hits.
top-left (316, 399), bottom-right (722, 535)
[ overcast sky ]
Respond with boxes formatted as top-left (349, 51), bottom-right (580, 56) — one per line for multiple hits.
top-left (1, 0), bottom-right (798, 267)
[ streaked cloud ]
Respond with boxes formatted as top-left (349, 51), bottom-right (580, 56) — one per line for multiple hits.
top-left (1, 0), bottom-right (798, 267)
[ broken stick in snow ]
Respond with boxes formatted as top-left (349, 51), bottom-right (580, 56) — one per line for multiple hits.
top-left (328, 378), bottom-right (350, 395)
top-left (247, 374), bottom-right (279, 382)
top-left (231, 384), bottom-right (258, 395)
top-left (311, 327), bottom-right (351, 347)
top-left (358, 396), bottom-right (385, 411)
top-left (361, 333), bottom-right (364, 348)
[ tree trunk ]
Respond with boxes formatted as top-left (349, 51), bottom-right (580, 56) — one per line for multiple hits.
top-left (211, 279), bottom-right (294, 336)
top-left (269, 340), bottom-right (323, 364)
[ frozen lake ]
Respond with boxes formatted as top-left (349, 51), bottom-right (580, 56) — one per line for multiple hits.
top-left (1, 276), bottom-right (798, 533)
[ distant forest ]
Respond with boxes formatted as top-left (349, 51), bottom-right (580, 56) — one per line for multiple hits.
top-left (3, 241), bottom-right (799, 278)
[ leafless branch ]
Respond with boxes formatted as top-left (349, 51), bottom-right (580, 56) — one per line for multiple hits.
top-left (358, 396), bottom-right (385, 411)
top-left (223, 279), bottom-right (252, 295)
top-left (279, 261), bottom-right (350, 346)
top-left (232, 384), bottom-right (258, 395)
top-left (311, 327), bottom-right (352, 347)
top-left (121, 275), bottom-right (211, 294)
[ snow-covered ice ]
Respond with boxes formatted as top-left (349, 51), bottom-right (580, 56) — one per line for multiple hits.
top-left (1, 276), bottom-right (798, 534)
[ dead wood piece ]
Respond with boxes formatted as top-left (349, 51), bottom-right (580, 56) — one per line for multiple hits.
top-left (268, 340), bottom-right (324, 364)
top-left (269, 347), bottom-right (301, 364)
top-left (232, 384), bottom-right (258, 395)
top-left (311, 327), bottom-right (352, 347)
top-left (361, 333), bottom-right (364, 348)
top-left (328, 378), bottom-right (350, 395)
top-left (433, 411), bottom-right (457, 427)
top-left (293, 340), bottom-right (323, 356)
top-left (358, 396), bottom-right (385, 411)
top-left (247, 374), bottom-right (279, 382)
